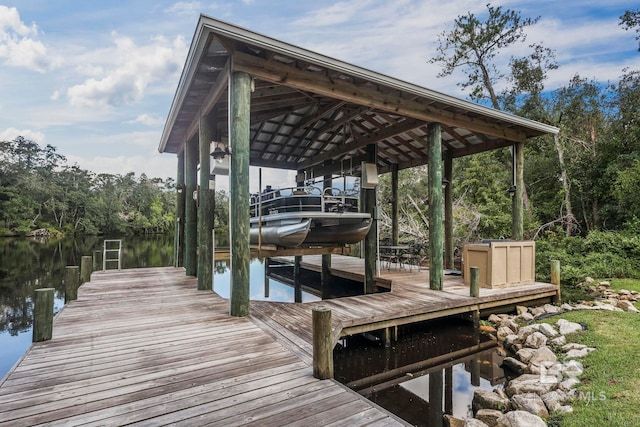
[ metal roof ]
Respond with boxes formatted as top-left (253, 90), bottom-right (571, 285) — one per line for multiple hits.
top-left (159, 15), bottom-right (558, 174)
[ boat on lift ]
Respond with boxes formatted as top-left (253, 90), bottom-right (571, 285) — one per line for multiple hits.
top-left (250, 186), bottom-right (372, 247)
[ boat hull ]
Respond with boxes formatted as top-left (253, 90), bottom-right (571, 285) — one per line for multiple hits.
top-left (250, 219), bottom-right (311, 247)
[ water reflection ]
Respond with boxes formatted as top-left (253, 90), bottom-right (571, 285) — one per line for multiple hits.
top-left (334, 319), bottom-right (506, 426)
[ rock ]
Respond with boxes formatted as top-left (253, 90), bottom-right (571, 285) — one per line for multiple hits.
top-left (516, 348), bottom-right (536, 364)
top-left (537, 323), bottom-right (559, 338)
top-left (543, 304), bottom-right (562, 314)
top-left (561, 359), bottom-right (584, 378)
top-left (559, 377), bottom-right (580, 392)
top-left (529, 346), bottom-right (557, 367)
top-left (498, 326), bottom-right (516, 340)
top-left (550, 336), bottom-right (566, 346)
top-left (518, 312), bottom-right (534, 322)
top-left (501, 318), bottom-right (520, 333)
top-left (616, 300), bottom-right (640, 313)
top-left (517, 324), bottom-right (540, 341)
top-left (557, 405), bottom-right (574, 414)
top-left (562, 343), bottom-right (587, 351)
top-left (524, 332), bottom-right (548, 349)
top-left (556, 319), bottom-right (583, 335)
top-left (530, 307), bottom-right (546, 317)
top-left (502, 357), bottom-right (528, 375)
top-left (464, 419), bottom-right (490, 427)
top-left (516, 305), bottom-right (529, 315)
top-left (475, 409), bottom-right (503, 426)
top-left (619, 289), bottom-right (631, 295)
top-left (511, 393), bottom-right (549, 418)
top-left (565, 347), bottom-right (595, 359)
top-left (495, 410), bottom-right (547, 427)
top-left (473, 389), bottom-right (511, 413)
top-left (488, 314), bottom-right (503, 324)
top-left (541, 390), bottom-right (567, 412)
top-left (599, 280), bottom-right (610, 287)
top-left (585, 277), bottom-right (595, 283)
top-left (444, 414), bottom-right (466, 427)
top-left (560, 303), bottom-right (573, 311)
top-left (506, 374), bottom-right (558, 397)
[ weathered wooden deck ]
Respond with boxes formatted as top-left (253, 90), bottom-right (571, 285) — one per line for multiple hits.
top-left (252, 255), bottom-right (558, 364)
top-left (0, 268), bottom-right (404, 426)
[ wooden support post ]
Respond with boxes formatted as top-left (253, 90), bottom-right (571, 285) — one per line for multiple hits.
top-left (264, 259), bottom-right (270, 298)
top-left (229, 71), bottom-right (251, 317)
top-left (391, 163), bottom-right (399, 245)
top-left (551, 259), bottom-right (561, 303)
top-left (64, 266), bottom-right (80, 303)
top-left (92, 250), bottom-right (101, 271)
top-left (428, 370), bottom-right (444, 427)
top-left (471, 358), bottom-right (481, 387)
top-left (364, 144), bottom-right (377, 294)
top-left (312, 306), bottom-right (334, 379)
top-left (176, 151), bottom-right (185, 267)
top-left (445, 367), bottom-right (453, 414)
top-left (80, 256), bottom-right (92, 283)
top-left (428, 123), bottom-right (443, 290)
top-left (33, 288), bottom-right (54, 342)
top-left (184, 137), bottom-right (198, 277)
top-left (383, 327), bottom-right (391, 348)
top-left (444, 150), bottom-right (454, 270)
top-left (470, 266), bottom-right (480, 298)
top-left (294, 255), bottom-right (302, 303)
top-left (198, 111), bottom-right (215, 291)
top-left (321, 167), bottom-right (332, 299)
top-left (512, 142), bottom-right (524, 240)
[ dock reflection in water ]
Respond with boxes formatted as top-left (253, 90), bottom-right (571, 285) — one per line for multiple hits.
top-left (334, 319), bottom-right (506, 426)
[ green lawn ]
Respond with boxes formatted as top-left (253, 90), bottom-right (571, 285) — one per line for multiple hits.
top-left (607, 278), bottom-right (640, 293)
top-left (542, 308), bottom-right (640, 427)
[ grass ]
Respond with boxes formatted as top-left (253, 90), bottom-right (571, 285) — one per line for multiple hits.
top-left (607, 278), bottom-right (640, 293)
top-left (539, 308), bottom-right (640, 427)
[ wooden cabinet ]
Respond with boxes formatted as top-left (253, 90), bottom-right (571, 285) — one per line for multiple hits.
top-left (463, 241), bottom-right (535, 289)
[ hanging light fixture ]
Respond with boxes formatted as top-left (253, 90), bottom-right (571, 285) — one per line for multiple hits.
top-left (210, 141), bottom-right (230, 161)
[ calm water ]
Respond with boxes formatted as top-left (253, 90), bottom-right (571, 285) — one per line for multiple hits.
top-left (0, 237), bottom-right (507, 425)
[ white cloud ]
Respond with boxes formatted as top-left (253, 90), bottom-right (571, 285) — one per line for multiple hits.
top-left (0, 6), bottom-right (54, 72)
top-left (164, 1), bottom-right (202, 16)
top-left (0, 127), bottom-right (45, 143)
top-left (50, 90), bottom-right (60, 101)
top-left (66, 153), bottom-right (177, 180)
top-left (66, 33), bottom-right (187, 108)
top-left (126, 114), bottom-right (164, 126)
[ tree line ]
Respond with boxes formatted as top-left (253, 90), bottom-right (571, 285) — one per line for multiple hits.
top-left (0, 137), bottom-right (178, 236)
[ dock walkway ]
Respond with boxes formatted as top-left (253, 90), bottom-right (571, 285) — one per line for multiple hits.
top-left (0, 268), bottom-right (403, 426)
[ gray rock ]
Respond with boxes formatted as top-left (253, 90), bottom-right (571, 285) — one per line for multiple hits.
top-left (505, 374), bottom-right (558, 397)
top-left (498, 326), bottom-right (515, 340)
top-left (556, 319), bottom-right (583, 335)
top-left (501, 318), bottom-right (520, 333)
top-left (565, 347), bottom-right (595, 359)
top-left (599, 280), bottom-right (610, 287)
top-left (516, 348), bottom-right (536, 364)
top-left (550, 335), bottom-right (566, 346)
top-left (475, 409), bottom-right (503, 426)
top-left (560, 303), bottom-right (573, 311)
top-left (528, 346), bottom-right (557, 366)
top-left (562, 343), bottom-right (587, 351)
top-left (516, 305), bottom-right (529, 315)
top-left (502, 357), bottom-right (528, 375)
top-left (524, 332), bottom-right (548, 349)
top-left (517, 324), bottom-right (540, 341)
top-left (511, 393), bottom-right (549, 418)
top-left (541, 390), bottom-right (568, 412)
top-left (559, 377), bottom-right (580, 392)
top-left (537, 323), bottom-right (559, 338)
top-left (619, 289), bottom-right (631, 295)
top-left (557, 405), bottom-right (574, 414)
top-left (464, 419), bottom-right (490, 427)
top-left (616, 300), bottom-right (640, 313)
top-left (518, 312), bottom-right (534, 322)
top-left (495, 410), bottom-right (547, 427)
top-left (543, 304), bottom-right (562, 314)
top-left (488, 314), bottom-right (503, 324)
top-left (530, 307), bottom-right (546, 317)
top-left (473, 389), bottom-right (511, 412)
top-left (444, 414), bottom-right (466, 427)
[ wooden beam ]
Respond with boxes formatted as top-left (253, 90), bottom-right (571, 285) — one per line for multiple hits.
top-left (391, 163), bottom-right (399, 245)
top-left (184, 135), bottom-right (198, 277)
top-left (444, 151), bottom-right (454, 270)
top-left (364, 144), bottom-right (377, 294)
top-left (232, 52), bottom-right (528, 143)
top-left (176, 151), bottom-right (185, 267)
top-left (428, 123), bottom-right (443, 291)
top-left (229, 71), bottom-right (252, 317)
top-left (197, 111), bottom-right (215, 291)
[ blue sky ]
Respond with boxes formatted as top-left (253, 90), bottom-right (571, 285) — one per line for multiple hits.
top-left (1, 1), bottom-right (639, 189)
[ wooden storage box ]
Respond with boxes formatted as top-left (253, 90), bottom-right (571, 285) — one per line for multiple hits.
top-left (463, 240), bottom-right (535, 289)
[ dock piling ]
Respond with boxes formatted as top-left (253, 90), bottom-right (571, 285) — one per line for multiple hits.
top-left (470, 266), bottom-right (480, 297)
top-left (81, 256), bottom-right (92, 283)
top-left (312, 306), bottom-right (334, 379)
top-left (551, 259), bottom-right (561, 303)
top-left (65, 266), bottom-right (80, 303)
top-left (33, 288), bottom-right (54, 342)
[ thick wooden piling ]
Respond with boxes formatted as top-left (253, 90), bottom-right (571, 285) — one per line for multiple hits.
top-left (229, 71), bottom-right (251, 317)
top-left (512, 141), bottom-right (524, 240)
top-left (428, 370), bottom-right (444, 427)
top-left (33, 288), bottom-right (54, 342)
top-left (184, 136), bottom-right (198, 277)
top-left (176, 151), bottom-right (185, 268)
top-left (551, 259), bottom-right (561, 303)
top-left (80, 256), bottom-right (92, 283)
top-left (64, 266), bottom-right (80, 303)
top-left (198, 112), bottom-right (215, 291)
top-left (470, 266), bottom-right (480, 298)
top-left (444, 150), bottom-right (454, 270)
top-left (312, 306), bottom-right (334, 379)
top-left (391, 163), bottom-right (399, 245)
top-left (428, 122), bottom-right (443, 290)
top-left (363, 144), bottom-right (377, 294)
top-left (92, 250), bottom-right (101, 271)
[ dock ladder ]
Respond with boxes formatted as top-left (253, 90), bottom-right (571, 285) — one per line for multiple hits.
top-left (103, 239), bottom-right (122, 271)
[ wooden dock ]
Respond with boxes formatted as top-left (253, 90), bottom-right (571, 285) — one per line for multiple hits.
top-left (0, 268), bottom-right (403, 426)
top-left (0, 257), bottom-right (557, 426)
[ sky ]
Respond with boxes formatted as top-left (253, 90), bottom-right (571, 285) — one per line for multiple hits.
top-left (1, 0), bottom-right (639, 191)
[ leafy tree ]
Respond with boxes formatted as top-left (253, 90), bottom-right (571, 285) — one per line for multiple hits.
top-left (620, 9), bottom-right (640, 51)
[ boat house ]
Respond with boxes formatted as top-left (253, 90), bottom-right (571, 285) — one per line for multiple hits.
top-left (158, 15), bottom-right (559, 316)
